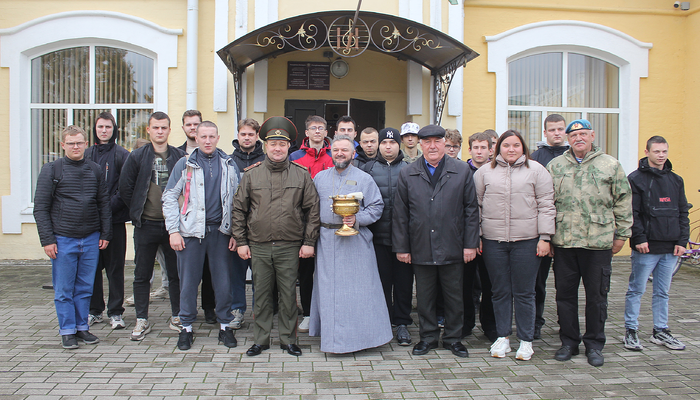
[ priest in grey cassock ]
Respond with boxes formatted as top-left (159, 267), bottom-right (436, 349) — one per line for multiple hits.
top-left (309, 134), bottom-right (393, 353)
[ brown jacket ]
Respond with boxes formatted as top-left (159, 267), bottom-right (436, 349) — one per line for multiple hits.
top-left (231, 156), bottom-right (320, 246)
top-left (473, 154), bottom-right (555, 242)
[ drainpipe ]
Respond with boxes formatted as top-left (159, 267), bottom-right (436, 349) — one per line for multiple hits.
top-left (186, 0), bottom-right (198, 109)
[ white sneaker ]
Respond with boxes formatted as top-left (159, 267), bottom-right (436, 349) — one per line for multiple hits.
top-left (230, 309), bottom-right (244, 330)
top-left (490, 337), bottom-right (511, 358)
top-left (150, 286), bottom-right (169, 299)
top-left (298, 316), bottom-right (311, 333)
top-left (110, 315), bottom-right (126, 330)
top-left (515, 340), bottom-right (534, 360)
top-left (130, 318), bottom-right (153, 341)
top-left (88, 314), bottom-right (103, 326)
top-left (169, 316), bottom-right (183, 332)
top-left (124, 296), bottom-right (135, 307)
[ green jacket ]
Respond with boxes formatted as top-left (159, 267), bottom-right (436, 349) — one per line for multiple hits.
top-left (547, 146), bottom-right (632, 250)
top-left (231, 156), bottom-right (320, 247)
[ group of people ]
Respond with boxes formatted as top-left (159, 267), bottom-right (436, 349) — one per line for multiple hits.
top-left (34, 110), bottom-right (689, 367)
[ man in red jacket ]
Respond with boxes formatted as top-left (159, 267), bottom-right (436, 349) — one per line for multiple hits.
top-left (289, 115), bottom-right (333, 332)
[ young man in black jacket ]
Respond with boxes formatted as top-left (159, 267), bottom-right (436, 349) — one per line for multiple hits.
top-left (84, 112), bottom-right (130, 330)
top-left (529, 113), bottom-right (569, 340)
top-left (624, 135), bottom-right (690, 351)
top-left (34, 125), bottom-right (112, 349)
top-left (363, 127), bottom-right (413, 346)
top-left (119, 112), bottom-right (186, 341)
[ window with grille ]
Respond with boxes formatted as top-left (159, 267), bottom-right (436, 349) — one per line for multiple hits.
top-left (507, 52), bottom-right (620, 156)
top-left (30, 45), bottom-right (154, 194)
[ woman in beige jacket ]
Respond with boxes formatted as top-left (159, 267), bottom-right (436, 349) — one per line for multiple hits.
top-left (473, 130), bottom-right (555, 361)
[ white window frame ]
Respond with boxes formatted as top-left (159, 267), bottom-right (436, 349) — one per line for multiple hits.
top-left (486, 20), bottom-right (652, 174)
top-left (0, 11), bottom-right (181, 233)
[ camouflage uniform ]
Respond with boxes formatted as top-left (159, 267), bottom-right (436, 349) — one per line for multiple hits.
top-left (546, 146), bottom-right (632, 353)
top-left (547, 146), bottom-right (633, 249)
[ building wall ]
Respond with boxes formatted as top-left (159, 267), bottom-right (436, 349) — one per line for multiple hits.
top-left (0, 0), bottom-right (697, 258)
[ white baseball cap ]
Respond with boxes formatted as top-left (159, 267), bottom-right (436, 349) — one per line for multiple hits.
top-left (400, 122), bottom-right (420, 136)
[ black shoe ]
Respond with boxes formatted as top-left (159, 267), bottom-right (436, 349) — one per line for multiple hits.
top-left (444, 341), bottom-right (469, 358)
top-left (396, 325), bottom-right (412, 346)
top-left (61, 334), bottom-right (78, 349)
top-left (533, 325), bottom-right (542, 340)
top-left (280, 343), bottom-right (302, 356)
top-left (585, 349), bottom-right (604, 367)
top-left (218, 327), bottom-right (237, 348)
top-left (204, 308), bottom-right (217, 324)
top-left (412, 341), bottom-right (438, 355)
top-left (76, 330), bottom-right (100, 344)
top-left (177, 330), bottom-right (194, 350)
top-left (246, 343), bottom-right (270, 356)
top-left (554, 345), bottom-right (579, 361)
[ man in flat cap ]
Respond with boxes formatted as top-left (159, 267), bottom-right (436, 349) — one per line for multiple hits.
top-left (231, 116), bottom-right (321, 357)
top-left (547, 119), bottom-right (632, 367)
top-left (392, 124), bottom-right (479, 358)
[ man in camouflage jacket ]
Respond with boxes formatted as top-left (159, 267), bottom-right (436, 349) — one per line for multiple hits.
top-left (546, 119), bottom-right (632, 367)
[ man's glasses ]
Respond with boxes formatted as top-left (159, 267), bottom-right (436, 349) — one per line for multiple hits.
top-left (64, 141), bottom-right (86, 147)
top-left (306, 126), bottom-right (326, 132)
top-left (445, 145), bottom-right (461, 150)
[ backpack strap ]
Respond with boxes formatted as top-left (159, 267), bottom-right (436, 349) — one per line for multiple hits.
top-left (51, 158), bottom-right (63, 198)
top-left (180, 165), bottom-right (193, 215)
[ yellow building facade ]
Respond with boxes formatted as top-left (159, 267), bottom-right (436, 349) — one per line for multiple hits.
top-left (0, 0), bottom-right (698, 258)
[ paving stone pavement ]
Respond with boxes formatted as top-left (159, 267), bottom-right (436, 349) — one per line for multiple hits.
top-left (0, 257), bottom-right (699, 399)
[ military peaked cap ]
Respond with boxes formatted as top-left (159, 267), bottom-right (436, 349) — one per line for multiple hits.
top-left (259, 116), bottom-right (297, 142)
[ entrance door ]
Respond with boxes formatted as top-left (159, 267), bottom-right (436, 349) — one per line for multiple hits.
top-left (349, 98), bottom-right (385, 133)
top-left (285, 100), bottom-right (324, 148)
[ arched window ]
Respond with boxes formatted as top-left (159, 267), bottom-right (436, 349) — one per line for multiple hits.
top-left (0, 11), bottom-right (180, 233)
top-left (30, 45), bottom-right (155, 193)
top-left (486, 20), bottom-right (651, 173)
top-left (507, 51), bottom-right (620, 156)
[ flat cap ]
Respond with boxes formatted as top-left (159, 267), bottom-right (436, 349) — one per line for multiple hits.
top-left (566, 119), bottom-right (592, 134)
top-left (259, 116), bottom-right (297, 141)
top-left (417, 124), bottom-right (445, 139)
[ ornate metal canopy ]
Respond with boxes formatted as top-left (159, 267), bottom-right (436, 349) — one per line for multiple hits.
top-left (217, 10), bottom-right (479, 124)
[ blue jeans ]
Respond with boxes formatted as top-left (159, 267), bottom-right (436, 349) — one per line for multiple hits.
top-left (52, 232), bottom-right (100, 335)
top-left (229, 252), bottom-right (250, 314)
top-left (625, 250), bottom-right (676, 330)
top-left (482, 238), bottom-right (539, 342)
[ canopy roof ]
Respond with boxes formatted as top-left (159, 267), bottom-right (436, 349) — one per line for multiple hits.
top-left (217, 10), bottom-right (479, 76)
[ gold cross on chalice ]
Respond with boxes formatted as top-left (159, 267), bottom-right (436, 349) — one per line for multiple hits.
top-left (330, 194), bottom-right (361, 236)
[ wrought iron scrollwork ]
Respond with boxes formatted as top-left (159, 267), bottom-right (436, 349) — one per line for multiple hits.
top-left (253, 18), bottom-right (327, 52)
top-left (434, 56), bottom-right (466, 125)
top-left (370, 21), bottom-right (443, 54)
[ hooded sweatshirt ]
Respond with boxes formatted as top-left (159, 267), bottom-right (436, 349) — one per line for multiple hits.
top-left (84, 118), bottom-right (131, 223)
top-left (530, 141), bottom-right (570, 167)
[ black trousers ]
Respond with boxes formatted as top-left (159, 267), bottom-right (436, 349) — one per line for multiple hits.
top-left (133, 220), bottom-right (180, 319)
top-left (90, 223), bottom-right (127, 317)
top-left (201, 257), bottom-right (216, 311)
top-left (298, 256), bottom-right (315, 317)
top-left (535, 256), bottom-right (553, 329)
top-left (553, 247), bottom-right (612, 351)
top-left (374, 244), bottom-right (414, 326)
top-left (477, 255), bottom-right (497, 338)
top-left (413, 263), bottom-right (464, 345)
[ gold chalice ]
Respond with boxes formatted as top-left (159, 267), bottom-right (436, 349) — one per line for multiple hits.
top-left (330, 195), bottom-right (360, 236)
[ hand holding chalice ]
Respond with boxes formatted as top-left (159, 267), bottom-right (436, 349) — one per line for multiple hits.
top-left (330, 193), bottom-right (362, 236)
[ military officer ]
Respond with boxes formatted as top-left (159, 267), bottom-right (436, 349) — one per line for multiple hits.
top-left (231, 116), bottom-right (321, 357)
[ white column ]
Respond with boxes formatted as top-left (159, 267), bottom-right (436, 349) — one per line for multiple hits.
top-left (253, 0), bottom-right (277, 114)
top-left (213, 0), bottom-right (228, 112)
top-left (186, 0), bottom-right (198, 110)
top-left (448, 0), bottom-right (464, 118)
top-left (401, 0), bottom-right (423, 116)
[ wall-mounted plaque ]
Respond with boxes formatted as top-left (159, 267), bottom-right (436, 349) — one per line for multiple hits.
top-left (287, 62), bottom-right (330, 90)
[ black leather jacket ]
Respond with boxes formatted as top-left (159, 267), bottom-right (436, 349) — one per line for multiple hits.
top-left (119, 143), bottom-right (185, 228)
